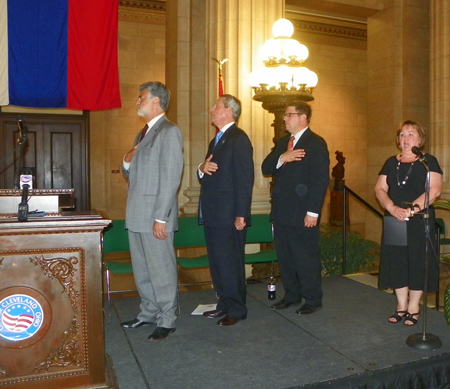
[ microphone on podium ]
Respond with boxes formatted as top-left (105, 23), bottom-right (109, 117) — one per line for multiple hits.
top-left (18, 184), bottom-right (30, 222)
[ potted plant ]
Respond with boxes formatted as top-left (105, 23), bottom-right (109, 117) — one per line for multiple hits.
top-left (319, 223), bottom-right (380, 276)
top-left (431, 200), bottom-right (450, 326)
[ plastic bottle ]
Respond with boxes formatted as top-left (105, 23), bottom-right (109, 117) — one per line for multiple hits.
top-left (268, 277), bottom-right (276, 300)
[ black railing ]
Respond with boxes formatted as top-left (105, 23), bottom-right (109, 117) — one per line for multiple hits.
top-left (341, 185), bottom-right (383, 274)
top-left (341, 186), bottom-right (442, 310)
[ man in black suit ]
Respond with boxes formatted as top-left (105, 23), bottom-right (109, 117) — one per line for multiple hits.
top-left (262, 101), bottom-right (329, 315)
top-left (199, 94), bottom-right (254, 326)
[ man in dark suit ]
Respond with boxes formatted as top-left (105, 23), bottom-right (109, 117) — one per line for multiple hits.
top-left (262, 101), bottom-right (329, 315)
top-left (121, 81), bottom-right (183, 340)
top-left (199, 94), bottom-right (254, 326)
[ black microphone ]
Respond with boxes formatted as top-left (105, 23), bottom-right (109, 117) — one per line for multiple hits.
top-left (401, 201), bottom-right (415, 209)
top-left (18, 184), bottom-right (29, 222)
top-left (411, 146), bottom-right (426, 162)
top-left (17, 116), bottom-right (26, 144)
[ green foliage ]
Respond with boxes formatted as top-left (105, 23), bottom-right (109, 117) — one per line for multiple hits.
top-left (433, 200), bottom-right (450, 326)
top-left (319, 224), bottom-right (380, 276)
top-left (445, 284), bottom-right (450, 328)
top-left (434, 200), bottom-right (450, 211)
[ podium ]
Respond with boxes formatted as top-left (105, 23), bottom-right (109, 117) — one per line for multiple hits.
top-left (0, 210), bottom-right (117, 388)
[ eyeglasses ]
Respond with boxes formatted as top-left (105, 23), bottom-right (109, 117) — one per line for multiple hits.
top-left (137, 95), bottom-right (154, 103)
top-left (283, 113), bottom-right (301, 118)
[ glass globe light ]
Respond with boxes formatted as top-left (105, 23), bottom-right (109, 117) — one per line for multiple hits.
top-left (306, 70), bottom-right (318, 87)
top-left (259, 39), bottom-right (279, 61)
top-left (297, 43), bottom-right (309, 61)
top-left (272, 18), bottom-right (294, 38)
top-left (274, 65), bottom-right (292, 86)
top-left (248, 66), bottom-right (276, 88)
top-left (283, 39), bottom-right (309, 61)
top-left (248, 67), bottom-right (272, 87)
top-left (265, 66), bottom-right (278, 88)
top-left (248, 68), bottom-right (262, 87)
top-left (293, 67), bottom-right (310, 86)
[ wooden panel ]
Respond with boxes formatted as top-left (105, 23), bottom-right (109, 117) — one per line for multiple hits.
top-left (0, 114), bottom-right (89, 210)
top-left (0, 214), bottom-right (117, 389)
top-left (51, 132), bottom-right (73, 188)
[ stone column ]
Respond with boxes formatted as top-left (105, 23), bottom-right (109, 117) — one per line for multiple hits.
top-left (430, 0), bottom-right (450, 189)
top-left (366, 0), bottom-right (430, 240)
top-left (165, 0), bottom-right (284, 215)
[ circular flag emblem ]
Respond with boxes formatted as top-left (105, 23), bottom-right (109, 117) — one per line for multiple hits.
top-left (0, 294), bottom-right (44, 342)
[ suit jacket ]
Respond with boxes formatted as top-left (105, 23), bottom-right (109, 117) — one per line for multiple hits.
top-left (123, 115), bottom-right (183, 233)
top-left (199, 124), bottom-right (254, 228)
top-left (261, 128), bottom-right (329, 226)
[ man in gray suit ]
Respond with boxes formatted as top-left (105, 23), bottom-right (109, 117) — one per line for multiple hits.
top-left (121, 81), bottom-right (183, 341)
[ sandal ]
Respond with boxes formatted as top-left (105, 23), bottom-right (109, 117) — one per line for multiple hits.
top-left (404, 312), bottom-right (420, 326)
top-left (388, 310), bottom-right (408, 323)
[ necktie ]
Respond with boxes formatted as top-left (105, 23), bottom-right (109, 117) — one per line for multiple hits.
top-left (283, 136), bottom-right (295, 166)
top-left (287, 136), bottom-right (295, 151)
top-left (139, 124), bottom-right (149, 143)
top-left (214, 131), bottom-right (224, 147)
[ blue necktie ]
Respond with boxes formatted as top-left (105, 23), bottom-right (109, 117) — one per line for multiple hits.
top-left (214, 131), bottom-right (223, 148)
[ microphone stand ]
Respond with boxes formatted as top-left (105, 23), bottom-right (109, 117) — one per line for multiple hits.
top-left (14, 119), bottom-right (27, 190)
top-left (406, 158), bottom-right (442, 349)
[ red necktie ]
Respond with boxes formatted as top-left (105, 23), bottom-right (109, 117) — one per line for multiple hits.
top-left (287, 136), bottom-right (295, 151)
top-left (139, 124), bottom-right (149, 142)
top-left (283, 136), bottom-right (295, 166)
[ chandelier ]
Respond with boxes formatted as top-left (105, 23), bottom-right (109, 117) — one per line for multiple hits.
top-left (249, 18), bottom-right (318, 142)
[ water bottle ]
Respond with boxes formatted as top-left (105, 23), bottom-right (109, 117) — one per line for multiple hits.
top-left (267, 277), bottom-right (276, 300)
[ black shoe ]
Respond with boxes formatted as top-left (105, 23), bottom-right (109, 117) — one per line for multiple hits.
top-left (270, 300), bottom-right (296, 310)
top-left (121, 318), bottom-right (153, 329)
top-left (147, 327), bottom-right (176, 341)
top-left (295, 304), bottom-right (322, 315)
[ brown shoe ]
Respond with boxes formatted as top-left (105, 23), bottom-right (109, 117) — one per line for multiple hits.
top-left (203, 309), bottom-right (227, 318)
top-left (217, 315), bottom-right (242, 326)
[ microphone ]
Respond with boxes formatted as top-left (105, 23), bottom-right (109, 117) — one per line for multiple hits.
top-left (401, 201), bottom-right (416, 209)
top-left (17, 116), bottom-right (26, 144)
top-left (17, 184), bottom-right (30, 222)
top-left (411, 146), bottom-right (426, 162)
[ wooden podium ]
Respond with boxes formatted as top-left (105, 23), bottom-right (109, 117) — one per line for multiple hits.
top-left (0, 211), bottom-right (117, 388)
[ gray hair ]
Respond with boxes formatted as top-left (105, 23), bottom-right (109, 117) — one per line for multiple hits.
top-left (221, 94), bottom-right (242, 121)
top-left (139, 81), bottom-right (171, 111)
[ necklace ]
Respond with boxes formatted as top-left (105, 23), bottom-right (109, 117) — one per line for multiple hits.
top-left (396, 158), bottom-right (415, 187)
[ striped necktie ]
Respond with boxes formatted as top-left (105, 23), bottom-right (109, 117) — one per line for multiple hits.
top-left (139, 124), bottom-right (149, 142)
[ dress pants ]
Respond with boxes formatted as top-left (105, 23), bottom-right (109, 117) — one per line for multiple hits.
top-left (128, 230), bottom-right (178, 328)
top-left (204, 225), bottom-right (247, 319)
top-left (273, 221), bottom-right (323, 307)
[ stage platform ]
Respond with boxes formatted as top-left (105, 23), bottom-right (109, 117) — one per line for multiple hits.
top-left (105, 275), bottom-right (450, 389)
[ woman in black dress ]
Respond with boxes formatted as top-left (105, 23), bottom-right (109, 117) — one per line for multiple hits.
top-left (375, 120), bottom-right (443, 326)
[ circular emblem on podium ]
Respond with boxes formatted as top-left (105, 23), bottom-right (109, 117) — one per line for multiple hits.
top-left (0, 287), bottom-right (52, 349)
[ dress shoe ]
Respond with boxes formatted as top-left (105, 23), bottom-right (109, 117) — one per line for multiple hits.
top-left (217, 315), bottom-right (242, 326)
top-left (295, 303), bottom-right (322, 315)
top-left (147, 327), bottom-right (176, 341)
top-left (120, 318), bottom-right (153, 329)
top-left (203, 309), bottom-right (227, 318)
top-left (270, 299), bottom-right (296, 310)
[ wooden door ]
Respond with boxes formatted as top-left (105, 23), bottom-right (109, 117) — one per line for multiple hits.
top-left (0, 113), bottom-right (89, 210)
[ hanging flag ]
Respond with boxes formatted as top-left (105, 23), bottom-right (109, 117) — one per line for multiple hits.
top-left (0, 0), bottom-right (121, 110)
top-left (218, 70), bottom-right (224, 96)
top-left (212, 58), bottom-right (228, 133)
top-left (212, 58), bottom-right (228, 97)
